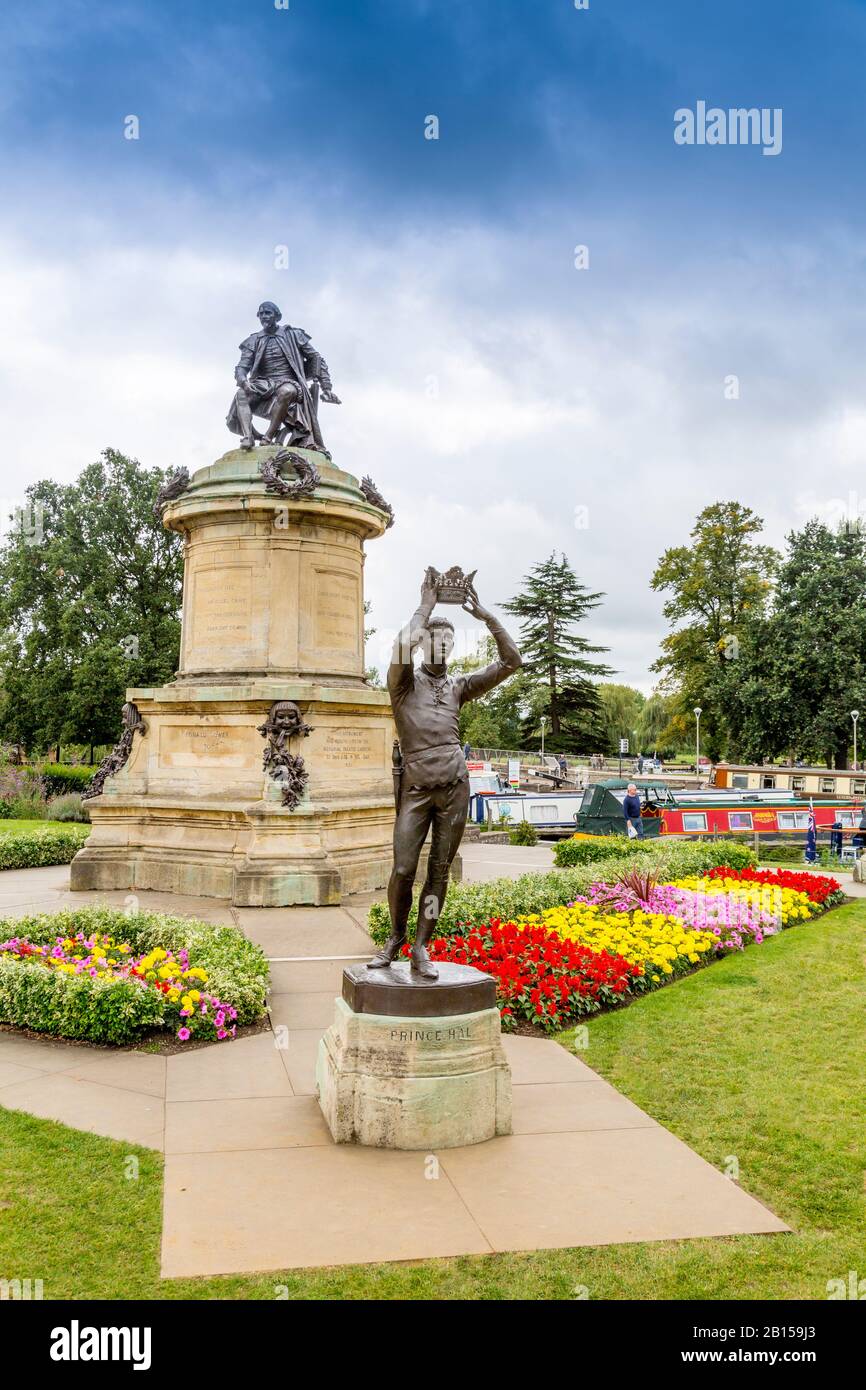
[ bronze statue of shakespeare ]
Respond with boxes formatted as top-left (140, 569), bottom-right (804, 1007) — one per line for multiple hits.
top-left (226, 301), bottom-right (341, 454)
top-left (368, 567), bottom-right (522, 980)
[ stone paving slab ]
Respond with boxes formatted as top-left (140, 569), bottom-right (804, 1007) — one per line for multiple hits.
top-left (234, 906), bottom-right (372, 956)
top-left (161, 1145), bottom-right (493, 1278)
top-left (166, 1032), bottom-right (293, 1103)
top-left (165, 1095), bottom-right (331, 1155)
top-left (511, 1080), bottom-right (659, 1135)
top-left (268, 990), bottom-right (336, 1032)
top-left (0, 1072), bottom-right (165, 1148)
top-left (274, 1029), bottom-right (321, 1096)
top-left (438, 1128), bottom-right (788, 1252)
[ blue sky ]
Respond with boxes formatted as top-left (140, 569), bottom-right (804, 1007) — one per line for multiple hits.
top-left (2, 0), bottom-right (866, 688)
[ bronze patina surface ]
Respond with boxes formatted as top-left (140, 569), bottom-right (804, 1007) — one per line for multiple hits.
top-left (344, 961), bottom-right (496, 1016)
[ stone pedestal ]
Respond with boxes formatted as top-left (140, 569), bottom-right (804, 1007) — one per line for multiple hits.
top-left (70, 446), bottom-right (399, 905)
top-left (316, 963), bottom-right (512, 1149)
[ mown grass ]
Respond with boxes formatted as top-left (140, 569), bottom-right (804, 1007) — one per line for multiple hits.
top-left (1, 900), bottom-right (864, 1300)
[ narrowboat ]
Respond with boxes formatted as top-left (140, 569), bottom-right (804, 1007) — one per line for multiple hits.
top-left (572, 780), bottom-right (864, 839)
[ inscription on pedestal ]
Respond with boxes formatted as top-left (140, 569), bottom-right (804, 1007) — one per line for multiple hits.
top-left (314, 570), bottom-right (358, 650)
top-left (318, 727), bottom-right (384, 770)
top-left (390, 1025), bottom-right (474, 1042)
top-left (158, 724), bottom-right (258, 769)
top-left (195, 567), bottom-right (252, 647)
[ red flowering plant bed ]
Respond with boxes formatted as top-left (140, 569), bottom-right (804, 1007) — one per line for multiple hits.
top-left (402, 920), bottom-right (642, 1035)
top-left (705, 865), bottom-right (844, 907)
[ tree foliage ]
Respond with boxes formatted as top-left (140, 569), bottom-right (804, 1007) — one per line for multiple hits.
top-left (712, 521), bottom-right (866, 768)
top-left (502, 552), bottom-right (612, 752)
top-left (594, 683), bottom-right (645, 756)
top-left (0, 449), bottom-right (183, 755)
top-left (651, 502), bottom-right (778, 758)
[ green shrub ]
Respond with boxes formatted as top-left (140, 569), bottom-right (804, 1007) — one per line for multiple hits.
top-left (508, 821), bottom-right (538, 846)
top-left (46, 793), bottom-right (91, 823)
top-left (0, 825), bottom-right (90, 870)
top-left (37, 764), bottom-right (96, 797)
top-left (0, 956), bottom-right (165, 1044)
top-left (367, 836), bottom-right (759, 943)
top-left (760, 844), bottom-right (808, 864)
top-left (554, 837), bottom-right (654, 868)
top-left (0, 907), bottom-right (269, 1043)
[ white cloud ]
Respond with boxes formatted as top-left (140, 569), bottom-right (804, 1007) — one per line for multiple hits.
top-left (2, 176), bottom-right (865, 695)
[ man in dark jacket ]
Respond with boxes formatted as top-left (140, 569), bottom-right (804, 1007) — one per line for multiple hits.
top-left (623, 783), bottom-right (644, 838)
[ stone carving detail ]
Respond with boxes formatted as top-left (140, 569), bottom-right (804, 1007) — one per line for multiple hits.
top-left (359, 475), bottom-right (395, 528)
top-left (257, 700), bottom-right (313, 810)
top-left (152, 468), bottom-right (190, 521)
top-left (259, 448), bottom-right (321, 500)
top-left (83, 702), bottom-right (147, 800)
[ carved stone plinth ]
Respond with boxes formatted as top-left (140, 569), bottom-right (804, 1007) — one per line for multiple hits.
top-left (70, 447), bottom-right (401, 905)
top-left (316, 964), bottom-right (512, 1149)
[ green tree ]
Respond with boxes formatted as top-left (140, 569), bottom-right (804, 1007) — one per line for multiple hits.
top-left (651, 502), bottom-right (778, 758)
top-left (450, 636), bottom-right (528, 750)
top-left (635, 691), bottom-right (680, 757)
top-left (712, 521), bottom-right (866, 768)
top-left (595, 683), bottom-right (645, 757)
top-left (0, 449), bottom-right (184, 757)
top-left (502, 552), bottom-right (612, 752)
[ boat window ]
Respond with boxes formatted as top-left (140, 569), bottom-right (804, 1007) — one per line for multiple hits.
top-left (732, 775), bottom-right (748, 788)
top-left (728, 811), bottom-right (753, 830)
top-left (761, 775), bottom-right (776, 789)
top-left (837, 811), bottom-right (858, 827)
top-left (529, 802), bottom-right (558, 822)
top-left (579, 788), bottom-right (594, 812)
top-left (791, 777), bottom-right (805, 792)
top-left (820, 778), bottom-right (835, 794)
top-left (778, 811), bottom-right (810, 830)
top-left (682, 812), bottom-right (708, 832)
top-left (852, 781), bottom-right (866, 796)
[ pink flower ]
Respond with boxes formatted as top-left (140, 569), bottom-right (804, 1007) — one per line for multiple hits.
top-left (177, 1027), bottom-right (191, 1041)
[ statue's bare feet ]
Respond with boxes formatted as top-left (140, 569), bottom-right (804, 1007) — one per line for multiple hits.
top-left (367, 935), bottom-right (406, 969)
top-left (410, 945), bottom-right (438, 980)
top-left (239, 435), bottom-right (254, 451)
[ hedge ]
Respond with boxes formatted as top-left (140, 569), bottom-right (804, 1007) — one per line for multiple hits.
top-left (38, 765), bottom-right (96, 797)
top-left (554, 837), bottom-right (655, 868)
top-left (0, 957), bottom-right (166, 1045)
top-left (368, 837), bottom-right (759, 944)
top-left (0, 825), bottom-right (90, 870)
top-left (0, 907), bottom-right (269, 1044)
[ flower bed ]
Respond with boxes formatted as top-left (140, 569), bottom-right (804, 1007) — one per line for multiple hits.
top-left (397, 864), bottom-right (843, 1035)
top-left (0, 907), bottom-right (268, 1046)
top-left (367, 838), bottom-right (759, 944)
top-left (705, 864), bottom-right (845, 907)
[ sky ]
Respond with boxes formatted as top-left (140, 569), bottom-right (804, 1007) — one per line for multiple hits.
top-left (2, 0), bottom-right (866, 689)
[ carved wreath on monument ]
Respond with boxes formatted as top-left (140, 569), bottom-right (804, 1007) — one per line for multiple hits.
top-left (152, 467), bottom-right (190, 521)
top-left (258, 449), bottom-right (321, 500)
top-left (257, 700), bottom-right (313, 810)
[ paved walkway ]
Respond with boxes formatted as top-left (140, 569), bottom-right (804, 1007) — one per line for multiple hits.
top-left (0, 853), bottom-right (792, 1277)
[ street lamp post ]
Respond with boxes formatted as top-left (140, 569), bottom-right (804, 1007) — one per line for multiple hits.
top-left (694, 707), bottom-right (703, 780)
top-left (852, 710), bottom-right (860, 770)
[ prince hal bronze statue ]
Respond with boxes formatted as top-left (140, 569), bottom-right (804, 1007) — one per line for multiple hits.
top-left (369, 567), bottom-right (521, 980)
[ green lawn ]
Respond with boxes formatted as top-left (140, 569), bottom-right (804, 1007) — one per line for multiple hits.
top-left (0, 820), bottom-right (50, 835)
top-left (1, 900), bottom-right (864, 1300)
